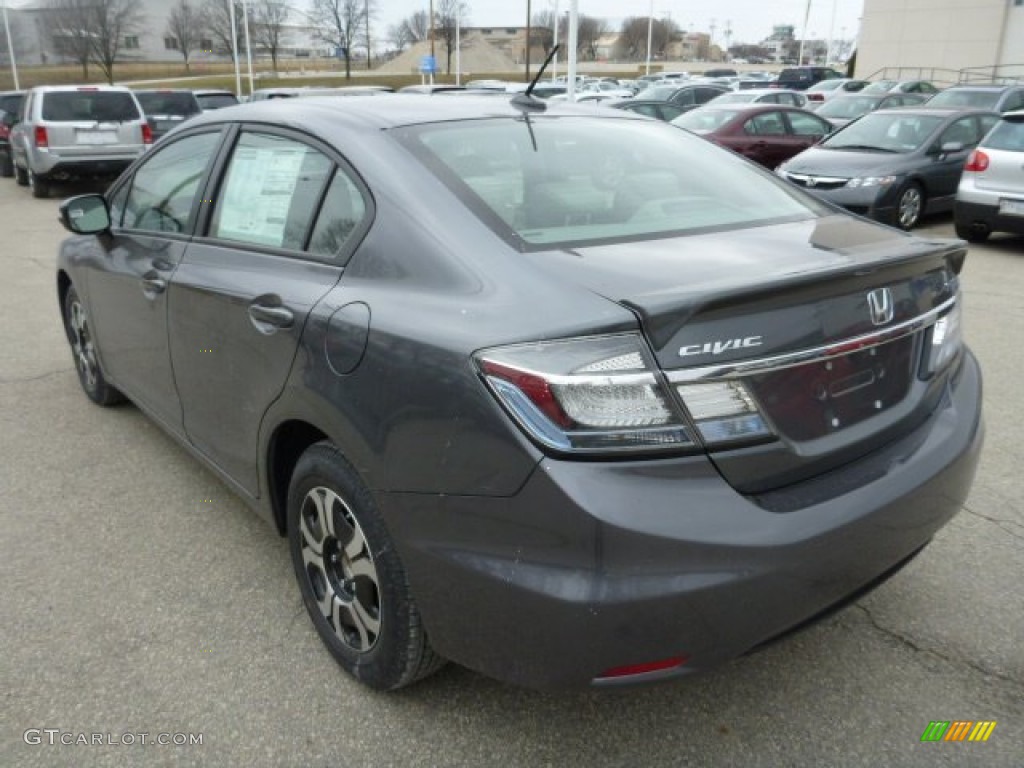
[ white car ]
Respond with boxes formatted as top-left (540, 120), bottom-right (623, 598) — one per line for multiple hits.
top-left (954, 110), bottom-right (1024, 241)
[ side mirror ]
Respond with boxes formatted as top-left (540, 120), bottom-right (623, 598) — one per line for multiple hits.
top-left (59, 194), bottom-right (111, 235)
top-left (940, 141), bottom-right (965, 154)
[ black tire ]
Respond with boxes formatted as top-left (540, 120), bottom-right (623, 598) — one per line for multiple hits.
top-left (14, 163), bottom-right (28, 186)
top-left (63, 286), bottom-right (125, 406)
top-left (29, 170), bottom-right (50, 199)
top-left (0, 152), bottom-right (12, 178)
top-left (287, 442), bottom-right (445, 691)
top-left (894, 182), bottom-right (924, 230)
top-left (955, 222), bottom-right (990, 243)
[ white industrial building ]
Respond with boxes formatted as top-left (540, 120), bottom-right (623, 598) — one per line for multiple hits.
top-left (856, 0), bottom-right (1024, 81)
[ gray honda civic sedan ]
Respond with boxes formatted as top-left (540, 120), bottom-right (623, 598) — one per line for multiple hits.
top-left (56, 95), bottom-right (982, 690)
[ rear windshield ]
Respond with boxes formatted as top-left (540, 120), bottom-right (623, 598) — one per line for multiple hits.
top-left (672, 108), bottom-right (741, 132)
top-left (982, 118), bottom-right (1024, 151)
top-left (927, 90), bottom-right (1000, 110)
top-left (196, 93), bottom-right (239, 110)
top-left (394, 116), bottom-right (821, 248)
top-left (135, 92), bottom-right (200, 117)
top-left (41, 91), bottom-right (140, 121)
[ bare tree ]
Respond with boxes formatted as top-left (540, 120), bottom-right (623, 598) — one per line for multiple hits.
top-left (166, 0), bottom-right (203, 72)
top-left (201, 0), bottom-right (247, 64)
top-left (311, 0), bottom-right (364, 80)
top-left (251, 0), bottom-right (291, 70)
top-left (434, 0), bottom-right (467, 75)
top-left (617, 17), bottom-right (676, 61)
top-left (531, 10), bottom-right (555, 55)
top-left (400, 10), bottom-right (429, 44)
top-left (576, 15), bottom-right (607, 61)
top-left (387, 22), bottom-right (413, 52)
top-left (43, 0), bottom-right (96, 79)
top-left (89, 0), bottom-right (144, 84)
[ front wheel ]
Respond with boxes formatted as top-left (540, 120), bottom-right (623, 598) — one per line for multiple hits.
top-left (287, 442), bottom-right (445, 691)
top-left (14, 162), bottom-right (28, 186)
top-left (894, 182), bottom-right (924, 230)
top-left (955, 222), bottom-right (990, 243)
top-left (63, 286), bottom-right (125, 406)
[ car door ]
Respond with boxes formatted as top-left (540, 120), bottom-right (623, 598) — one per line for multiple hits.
top-left (925, 115), bottom-right (983, 202)
top-left (168, 127), bottom-right (371, 495)
top-left (783, 110), bottom-right (833, 161)
top-left (84, 129), bottom-right (224, 430)
top-left (733, 110), bottom-right (791, 167)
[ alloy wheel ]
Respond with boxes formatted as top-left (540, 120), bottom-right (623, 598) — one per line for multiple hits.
top-left (897, 185), bottom-right (923, 229)
top-left (298, 486), bottom-right (381, 653)
top-left (69, 300), bottom-right (98, 391)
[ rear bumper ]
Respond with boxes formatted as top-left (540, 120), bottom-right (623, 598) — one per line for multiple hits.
top-left (28, 148), bottom-right (141, 178)
top-left (954, 199), bottom-right (1024, 236)
top-left (378, 351), bottom-right (984, 689)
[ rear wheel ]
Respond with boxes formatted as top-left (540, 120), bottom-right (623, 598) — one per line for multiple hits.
top-left (0, 151), bottom-right (12, 178)
top-left (29, 170), bottom-right (50, 199)
top-left (14, 162), bottom-right (28, 186)
top-left (955, 222), bottom-right (990, 243)
top-left (895, 182), bottom-right (924, 230)
top-left (63, 286), bottom-right (125, 406)
top-left (287, 442), bottom-right (445, 691)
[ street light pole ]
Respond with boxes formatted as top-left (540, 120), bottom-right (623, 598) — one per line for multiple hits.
top-left (525, 0), bottom-right (532, 82)
top-left (2, 1), bottom-right (19, 90)
top-left (567, 0), bottom-right (577, 99)
top-left (644, 0), bottom-right (653, 75)
top-left (229, 1), bottom-right (241, 97)
top-left (551, 0), bottom-right (559, 81)
top-left (798, 0), bottom-right (812, 66)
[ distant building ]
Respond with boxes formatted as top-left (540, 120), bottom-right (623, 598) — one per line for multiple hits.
top-left (760, 24), bottom-right (795, 63)
top-left (857, 0), bottom-right (1024, 81)
top-left (5, 0), bottom-right (330, 69)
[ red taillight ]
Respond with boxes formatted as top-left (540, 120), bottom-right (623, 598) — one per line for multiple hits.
top-left (142, 123), bottom-right (153, 144)
top-left (34, 125), bottom-right (48, 148)
top-left (480, 359), bottom-right (571, 428)
top-left (597, 656), bottom-right (689, 680)
top-left (0, 124), bottom-right (9, 140)
top-left (808, 93), bottom-right (824, 101)
top-left (964, 149), bottom-right (989, 173)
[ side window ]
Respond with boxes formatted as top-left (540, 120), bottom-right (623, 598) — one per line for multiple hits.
top-left (659, 105), bottom-right (685, 121)
top-left (977, 114), bottom-right (999, 139)
top-left (1003, 90), bottom-right (1024, 112)
top-left (787, 111), bottom-right (830, 137)
top-left (108, 180), bottom-right (130, 228)
top-left (939, 116), bottom-right (979, 148)
top-left (307, 169), bottom-right (368, 260)
top-left (746, 112), bottom-right (786, 136)
top-left (123, 131), bottom-right (222, 234)
top-left (210, 132), bottom-right (332, 251)
top-left (674, 90), bottom-right (695, 106)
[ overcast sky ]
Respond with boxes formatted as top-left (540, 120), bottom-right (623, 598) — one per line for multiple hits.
top-left (374, 0), bottom-right (866, 46)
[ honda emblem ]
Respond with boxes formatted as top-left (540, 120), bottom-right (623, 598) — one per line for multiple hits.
top-left (867, 287), bottom-right (894, 326)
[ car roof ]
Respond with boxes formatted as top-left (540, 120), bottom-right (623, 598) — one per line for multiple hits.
top-left (868, 106), bottom-right (996, 117)
top-left (940, 84), bottom-right (1018, 92)
top-left (134, 88), bottom-right (196, 94)
top-left (182, 94), bottom-right (646, 132)
top-left (30, 84), bottom-right (134, 93)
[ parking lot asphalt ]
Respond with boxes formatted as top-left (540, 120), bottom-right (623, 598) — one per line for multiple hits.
top-left (0, 178), bottom-right (1021, 768)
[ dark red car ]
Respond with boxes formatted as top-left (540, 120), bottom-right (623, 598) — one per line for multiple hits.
top-left (672, 103), bottom-right (834, 168)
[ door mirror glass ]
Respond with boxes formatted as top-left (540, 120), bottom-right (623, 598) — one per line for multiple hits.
top-left (60, 195), bottom-right (111, 234)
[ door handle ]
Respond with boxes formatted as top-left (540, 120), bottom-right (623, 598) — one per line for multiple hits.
top-left (248, 303), bottom-right (294, 329)
top-left (141, 275), bottom-right (166, 294)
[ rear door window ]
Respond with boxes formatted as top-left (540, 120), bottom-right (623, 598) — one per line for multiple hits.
top-left (209, 131), bottom-right (333, 251)
top-left (41, 91), bottom-right (140, 122)
top-left (786, 111), bottom-right (831, 137)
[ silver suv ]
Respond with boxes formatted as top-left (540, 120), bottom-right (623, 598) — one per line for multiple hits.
top-left (954, 110), bottom-right (1024, 241)
top-left (10, 85), bottom-right (150, 198)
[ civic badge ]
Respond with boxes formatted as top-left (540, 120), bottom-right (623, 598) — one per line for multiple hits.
top-left (867, 287), bottom-right (894, 326)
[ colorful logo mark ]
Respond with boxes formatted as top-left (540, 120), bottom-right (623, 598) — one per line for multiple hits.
top-left (921, 721), bottom-right (997, 742)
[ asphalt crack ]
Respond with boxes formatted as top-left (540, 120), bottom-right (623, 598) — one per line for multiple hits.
top-left (854, 604), bottom-right (1023, 690)
top-left (962, 503), bottom-right (1024, 543)
top-left (0, 367), bottom-right (74, 385)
